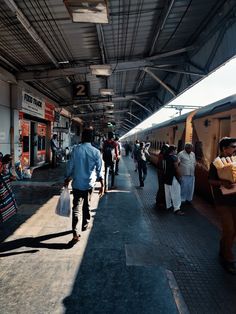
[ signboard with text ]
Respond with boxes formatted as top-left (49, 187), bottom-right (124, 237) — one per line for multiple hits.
top-left (73, 81), bottom-right (90, 99)
top-left (22, 92), bottom-right (45, 118)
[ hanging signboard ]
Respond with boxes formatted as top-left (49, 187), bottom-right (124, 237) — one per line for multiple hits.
top-left (73, 81), bottom-right (90, 99)
top-left (22, 92), bottom-right (45, 118)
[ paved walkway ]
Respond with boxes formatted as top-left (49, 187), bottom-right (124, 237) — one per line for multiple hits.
top-left (0, 158), bottom-right (236, 313)
top-left (0, 161), bottom-right (182, 314)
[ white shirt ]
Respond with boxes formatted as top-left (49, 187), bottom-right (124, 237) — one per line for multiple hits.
top-left (178, 150), bottom-right (196, 176)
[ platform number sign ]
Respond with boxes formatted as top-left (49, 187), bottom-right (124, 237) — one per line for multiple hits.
top-left (73, 82), bottom-right (90, 99)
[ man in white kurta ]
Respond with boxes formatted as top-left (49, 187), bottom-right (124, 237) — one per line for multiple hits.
top-left (178, 143), bottom-right (196, 203)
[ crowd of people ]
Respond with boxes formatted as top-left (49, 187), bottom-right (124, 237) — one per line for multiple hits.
top-left (155, 143), bottom-right (196, 215)
top-left (1, 132), bottom-right (236, 275)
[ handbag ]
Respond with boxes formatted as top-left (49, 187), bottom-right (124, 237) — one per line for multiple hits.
top-left (56, 187), bottom-right (71, 217)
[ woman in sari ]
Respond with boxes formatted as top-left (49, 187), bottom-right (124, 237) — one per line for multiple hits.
top-left (0, 154), bottom-right (18, 223)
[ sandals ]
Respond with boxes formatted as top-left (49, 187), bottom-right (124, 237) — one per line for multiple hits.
top-left (174, 209), bottom-right (185, 215)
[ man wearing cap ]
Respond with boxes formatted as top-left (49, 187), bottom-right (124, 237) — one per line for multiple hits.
top-left (64, 128), bottom-right (104, 246)
top-left (209, 137), bottom-right (236, 274)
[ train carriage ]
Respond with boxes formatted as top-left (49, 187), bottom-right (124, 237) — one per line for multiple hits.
top-left (192, 95), bottom-right (236, 198)
top-left (122, 94), bottom-right (236, 202)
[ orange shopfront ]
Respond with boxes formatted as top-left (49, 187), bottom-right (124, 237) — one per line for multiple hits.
top-left (19, 92), bottom-right (55, 168)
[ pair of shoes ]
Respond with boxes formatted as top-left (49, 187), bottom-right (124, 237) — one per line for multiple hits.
top-left (68, 235), bottom-right (80, 246)
top-left (174, 209), bottom-right (185, 215)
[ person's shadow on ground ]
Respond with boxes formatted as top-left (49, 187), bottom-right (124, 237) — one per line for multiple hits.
top-left (0, 230), bottom-right (72, 257)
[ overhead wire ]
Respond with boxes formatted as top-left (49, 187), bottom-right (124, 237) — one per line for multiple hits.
top-left (42, 0), bottom-right (74, 60)
top-left (128, 0), bottom-right (144, 58)
top-left (0, 3), bottom-right (45, 66)
top-left (160, 0), bottom-right (193, 52)
top-left (25, 0), bottom-right (65, 62)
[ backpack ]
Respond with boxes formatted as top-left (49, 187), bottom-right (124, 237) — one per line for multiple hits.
top-left (103, 142), bottom-right (115, 163)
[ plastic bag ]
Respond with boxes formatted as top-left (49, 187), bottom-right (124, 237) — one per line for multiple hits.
top-left (56, 187), bottom-right (71, 217)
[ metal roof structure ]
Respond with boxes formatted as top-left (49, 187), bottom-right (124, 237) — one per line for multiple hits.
top-left (0, 0), bottom-right (236, 136)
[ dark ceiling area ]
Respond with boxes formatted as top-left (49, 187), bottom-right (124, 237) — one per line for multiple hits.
top-left (0, 0), bottom-right (236, 136)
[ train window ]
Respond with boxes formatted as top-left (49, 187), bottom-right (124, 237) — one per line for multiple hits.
top-left (195, 141), bottom-right (203, 161)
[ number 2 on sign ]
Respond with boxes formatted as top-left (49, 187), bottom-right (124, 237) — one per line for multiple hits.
top-left (76, 84), bottom-right (86, 96)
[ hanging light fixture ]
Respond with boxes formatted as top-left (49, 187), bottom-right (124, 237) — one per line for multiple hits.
top-left (90, 64), bottom-right (112, 76)
top-left (64, 0), bottom-right (109, 23)
top-left (99, 88), bottom-right (114, 96)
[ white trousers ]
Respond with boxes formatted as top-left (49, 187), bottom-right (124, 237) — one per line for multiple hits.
top-left (180, 175), bottom-right (195, 202)
top-left (164, 177), bottom-right (181, 211)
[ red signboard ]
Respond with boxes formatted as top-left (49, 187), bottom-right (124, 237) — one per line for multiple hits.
top-left (45, 102), bottom-right (55, 121)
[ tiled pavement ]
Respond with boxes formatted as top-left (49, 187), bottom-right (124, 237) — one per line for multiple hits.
top-left (1, 158), bottom-right (236, 313)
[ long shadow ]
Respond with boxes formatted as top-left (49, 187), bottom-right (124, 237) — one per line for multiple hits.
top-left (0, 230), bottom-right (72, 257)
top-left (0, 250), bottom-right (39, 257)
top-left (62, 185), bottom-right (179, 314)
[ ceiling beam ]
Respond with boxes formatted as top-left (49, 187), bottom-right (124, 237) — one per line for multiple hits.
top-left (124, 119), bottom-right (136, 126)
top-left (149, 66), bottom-right (205, 77)
top-left (16, 54), bottom-right (187, 81)
top-left (127, 112), bottom-right (142, 122)
top-left (0, 66), bottom-right (17, 84)
top-left (96, 24), bottom-right (108, 64)
top-left (119, 125), bottom-right (131, 131)
top-left (120, 122), bottom-right (132, 130)
top-left (131, 99), bottom-right (153, 114)
top-left (149, 0), bottom-right (175, 56)
top-left (74, 109), bottom-right (129, 118)
top-left (148, 47), bottom-right (194, 61)
top-left (144, 68), bottom-right (177, 97)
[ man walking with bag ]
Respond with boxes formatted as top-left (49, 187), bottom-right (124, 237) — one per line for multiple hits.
top-left (64, 128), bottom-right (104, 246)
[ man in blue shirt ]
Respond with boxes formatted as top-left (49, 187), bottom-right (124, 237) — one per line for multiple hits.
top-left (64, 128), bottom-right (104, 245)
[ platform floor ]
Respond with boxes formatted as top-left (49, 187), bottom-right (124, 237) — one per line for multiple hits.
top-left (1, 156), bottom-right (236, 314)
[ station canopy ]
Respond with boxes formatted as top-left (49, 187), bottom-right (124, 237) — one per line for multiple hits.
top-left (0, 0), bottom-right (236, 136)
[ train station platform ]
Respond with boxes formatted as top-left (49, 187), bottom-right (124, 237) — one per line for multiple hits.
top-left (1, 156), bottom-right (236, 314)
